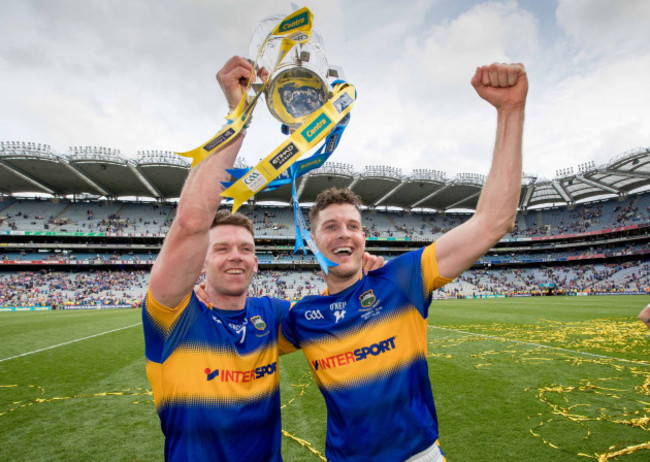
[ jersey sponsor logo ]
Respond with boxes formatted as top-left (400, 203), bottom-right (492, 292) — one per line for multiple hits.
top-left (251, 315), bottom-right (267, 331)
top-left (360, 290), bottom-right (376, 308)
top-left (305, 309), bottom-right (325, 320)
top-left (204, 361), bottom-right (277, 382)
top-left (312, 336), bottom-right (397, 371)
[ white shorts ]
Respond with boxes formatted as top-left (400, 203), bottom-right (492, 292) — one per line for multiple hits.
top-left (404, 440), bottom-right (446, 462)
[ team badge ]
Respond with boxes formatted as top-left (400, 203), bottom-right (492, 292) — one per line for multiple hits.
top-left (251, 315), bottom-right (266, 331)
top-left (359, 290), bottom-right (376, 308)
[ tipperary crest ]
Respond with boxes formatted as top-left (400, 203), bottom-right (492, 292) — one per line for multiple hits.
top-left (359, 290), bottom-right (376, 308)
top-left (251, 315), bottom-right (267, 331)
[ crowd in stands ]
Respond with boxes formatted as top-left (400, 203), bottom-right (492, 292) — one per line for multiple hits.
top-left (511, 195), bottom-right (650, 238)
top-left (250, 209), bottom-right (291, 235)
top-left (2, 194), bottom-right (649, 239)
top-left (1, 193), bottom-right (650, 307)
top-left (1, 250), bottom-right (156, 263)
top-left (250, 270), bottom-right (325, 300)
top-left (0, 199), bottom-right (174, 235)
top-left (0, 270), bottom-right (147, 308)
top-left (2, 261), bottom-right (649, 309)
top-left (3, 240), bottom-right (647, 266)
top-left (56, 207), bottom-right (173, 234)
top-left (0, 269), bottom-right (326, 308)
top-left (440, 261), bottom-right (650, 297)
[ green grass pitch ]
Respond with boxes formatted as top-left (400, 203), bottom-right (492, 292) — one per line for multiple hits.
top-left (1, 296), bottom-right (648, 461)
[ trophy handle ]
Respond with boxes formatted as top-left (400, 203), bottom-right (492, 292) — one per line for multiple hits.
top-left (327, 66), bottom-right (345, 81)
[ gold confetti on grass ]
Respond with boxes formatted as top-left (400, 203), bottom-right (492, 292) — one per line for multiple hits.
top-left (281, 372), bottom-right (314, 409)
top-left (1, 375), bottom-right (328, 460)
top-left (429, 318), bottom-right (649, 460)
top-left (280, 372), bottom-right (328, 460)
top-left (440, 318), bottom-right (649, 360)
top-left (596, 442), bottom-right (650, 462)
top-left (281, 430), bottom-right (327, 461)
top-left (0, 385), bottom-right (153, 417)
top-left (530, 377), bottom-right (650, 460)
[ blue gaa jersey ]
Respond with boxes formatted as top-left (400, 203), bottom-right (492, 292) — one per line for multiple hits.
top-left (280, 243), bottom-right (452, 462)
top-left (143, 290), bottom-right (290, 462)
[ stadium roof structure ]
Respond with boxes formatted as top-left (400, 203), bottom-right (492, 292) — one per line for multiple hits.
top-left (1, 141), bottom-right (650, 211)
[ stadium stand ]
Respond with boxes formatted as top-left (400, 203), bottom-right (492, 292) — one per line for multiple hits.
top-left (1, 142), bottom-right (650, 308)
top-left (0, 270), bottom-right (148, 309)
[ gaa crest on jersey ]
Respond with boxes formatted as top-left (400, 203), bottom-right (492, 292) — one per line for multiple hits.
top-left (251, 315), bottom-right (266, 331)
top-left (359, 290), bottom-right (376, 308)
top-left (305, 310), bottom-right (325, 320)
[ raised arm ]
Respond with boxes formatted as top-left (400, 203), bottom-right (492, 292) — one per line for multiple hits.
top-left (435, 63), bottom-right (528, 280)
top-left (149, 56), bottom-right (258, 308)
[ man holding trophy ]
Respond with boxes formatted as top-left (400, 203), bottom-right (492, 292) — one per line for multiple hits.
top-left (144, 6), bottom-right (528, 461)
top-left (142, 54), bottom-right (288, 462)
top-left (141, 10), bottom-right (381, 459)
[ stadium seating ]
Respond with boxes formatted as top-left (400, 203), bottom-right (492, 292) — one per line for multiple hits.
top-left (1, 189), bottom-right (649, 308)
top-left (3, 194), bottom-right (648, 238)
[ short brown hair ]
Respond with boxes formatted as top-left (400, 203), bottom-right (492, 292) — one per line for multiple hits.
top-left (211, 209), bottom-right (254, 237)
top-left (309, 187), bottom-right (362, 228)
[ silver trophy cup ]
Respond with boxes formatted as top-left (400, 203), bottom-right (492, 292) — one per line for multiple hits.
top-left (249, 13), bottom-right (342, 131)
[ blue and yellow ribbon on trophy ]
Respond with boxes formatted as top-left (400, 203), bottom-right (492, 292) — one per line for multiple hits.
top-left (175, 7), bottom-right (355, 273)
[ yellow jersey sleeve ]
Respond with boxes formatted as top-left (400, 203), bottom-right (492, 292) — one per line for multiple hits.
top-left (145, 288), bottom-right (193, 336)
top-left (421, 242), bottom-right (454, 294)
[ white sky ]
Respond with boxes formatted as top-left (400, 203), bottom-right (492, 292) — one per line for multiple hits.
top-left (1, 0), bottom-right (649, 180)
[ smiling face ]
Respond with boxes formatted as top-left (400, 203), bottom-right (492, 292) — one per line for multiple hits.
top-left (204, 224), bottom-right (258, 298)
top-left (311, 203), bottom-right (365, 286)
